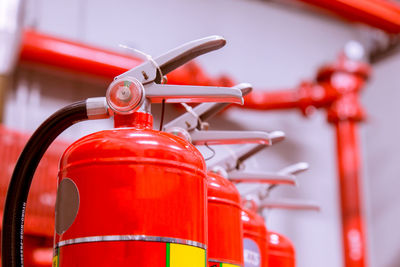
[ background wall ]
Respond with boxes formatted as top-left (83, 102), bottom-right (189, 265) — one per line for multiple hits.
top-left (3, 0), bottom-right (400, 266)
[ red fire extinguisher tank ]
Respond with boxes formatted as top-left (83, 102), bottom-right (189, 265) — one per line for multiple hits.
top-left (242, 208), bottom-right (268, 267)
top-left (207, 172), bottom-right (243, 267)
top-left (53, 112), bottom-right (207, 267)
top-left (267, 232), bottom-right (295, 267)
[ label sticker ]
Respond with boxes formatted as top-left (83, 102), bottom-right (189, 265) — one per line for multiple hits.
top-left (221, 263), bottom-right (241, 267)
top-left (243, 238), bottom-right (261, 267)
top-left (210, 262), bottom-right (241, 267)
top-left (167, 243), bottom-right (206, 267)
top-left (52, 248), bottom-right (59, 267)
top-left (52, 255), bottom-right (58, 267)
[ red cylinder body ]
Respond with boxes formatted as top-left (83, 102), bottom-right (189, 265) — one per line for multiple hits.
top-left (207, 172), bottom-right (243, 267)
top-left (267, 232), bottom-right (295, 267)
top-left (53, 112), bottom-right (207, 267)
top-left (241, 208), bottom-right (268, 267)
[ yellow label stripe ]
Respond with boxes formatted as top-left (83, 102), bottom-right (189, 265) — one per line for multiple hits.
top-left (52, 256), bottom-right (58, 267)
top-left (168, 243), bottom-right (206, 267)
top-left (209, 261), bottom-right (241, 267)
top-left (221, 263), bottom-right (241, 267)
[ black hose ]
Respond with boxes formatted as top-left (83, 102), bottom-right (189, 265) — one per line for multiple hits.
top-left (2, 100), bottom-right (89, 267)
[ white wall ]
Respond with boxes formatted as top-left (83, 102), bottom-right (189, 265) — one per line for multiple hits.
top-left (4, 0), bottom-right (400, 266)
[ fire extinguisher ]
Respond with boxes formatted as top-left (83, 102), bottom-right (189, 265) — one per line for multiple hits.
top-left (241, 163), bottom-right (320, 267)
top-left (162, 91), bottom-right (274, 267)
top-left (210, 144), bottom-right (308, 267)
top-left (262, 199), bottom-right (320, 267)
top-left (2, 36), bottom-right (248, 267)
top-left (267, 232), bottom-right (295, 267)
top-left (206, 142), bottom-right (297, 267)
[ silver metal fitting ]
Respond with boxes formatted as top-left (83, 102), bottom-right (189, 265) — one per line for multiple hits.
top-left (86, 97), bottom-right (110, 119)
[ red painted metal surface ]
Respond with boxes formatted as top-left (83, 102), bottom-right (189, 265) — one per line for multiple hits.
top-left (55, 112), bottom-right (207, 266)
top-left (241, 208), bottom-right (268, 267)
top-left (207, 172), bottom-right (243, 267)
top-left (298, 0), bottom-right (400, 33)
top-left (267, 232), bottom-right (295, 267)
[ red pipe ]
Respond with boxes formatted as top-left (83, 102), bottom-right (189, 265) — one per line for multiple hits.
top-left (298, 0), bottom-right (400, 33)
top-left (335, 121), bottom-right (367, 267)
top-left (243, 82), bottom-right (338, 116)
top-left (19, 30), bottom-right (226, 86)
top-left (243, 89), bottom-right (300, 110)
top-left (20, 30), bottom-right (142, 80)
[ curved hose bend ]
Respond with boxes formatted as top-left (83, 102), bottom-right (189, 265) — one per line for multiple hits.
top-left (2, 101), bottom-right (89, 267)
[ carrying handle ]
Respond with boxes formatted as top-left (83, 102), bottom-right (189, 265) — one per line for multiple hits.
top-left (198, 83), bottom-right (252, 122)
top-left (228, 171), bottom-right (296, 185)
top-left (163, 83), bottom-right (251, 131)
top-left (192, 130), bottom-right (271, 146)
top-left (278, 162), bottom-right (309, 175)
top-left (235, 131), bottom-right (285, 163)
top-left (145, 83), bottom-right (243, 104)
top-left (236, 161), bottom-right (309, 197)
top-left (206, 131), bottom-right (285, 172)
top-left (260, 198), bottom-right (320, 211)
top-left (266, 162), bottom-right (310, 194)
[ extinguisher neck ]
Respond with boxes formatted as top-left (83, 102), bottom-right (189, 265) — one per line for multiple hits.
top-left (114, 112), bottom-right (153, 129)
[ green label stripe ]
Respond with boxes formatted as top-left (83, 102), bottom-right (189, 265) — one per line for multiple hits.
top-left (166, 243), bottom-right (171, 267)
top-left (123, 80), bottom-right (132, 87)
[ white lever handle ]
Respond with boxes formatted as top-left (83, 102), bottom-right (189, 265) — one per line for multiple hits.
top-left (260, 198), bottom-right (320, 211)
top-left (145, 83), bottom-right (244, 104)
top-left (278, 162), bottom-right (309, 175)
top-left (236, 162), bottom-right (308, 197)
top-left (269, 131), bottom-right (285, 144)
top-left (192, 130), bottom-right (270, 146)
top-left (163, 83), bottom-right (251, 131)
top-left (206, 130), bottom-right (285, 171)
top-left (228, 171), bottom-right (296, 185)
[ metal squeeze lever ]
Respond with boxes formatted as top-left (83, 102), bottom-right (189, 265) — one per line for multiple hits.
top-left (163, 84), bottom-right (274, 145)
top-left (259, 198), bottom-right (320, 211)
top-left (106, 36), bottom-right (244, 115)
top-left (116, 36), bottom-right (226, 84)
